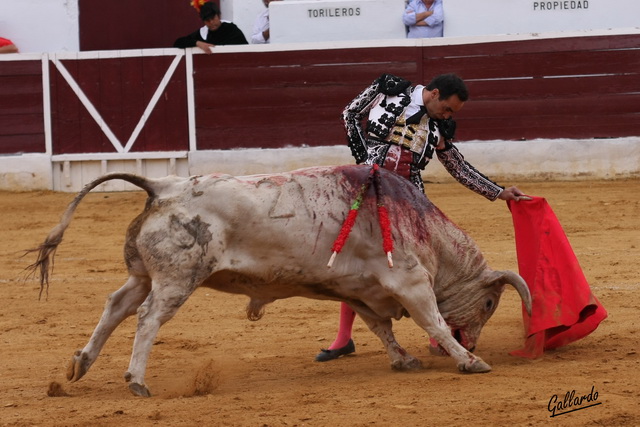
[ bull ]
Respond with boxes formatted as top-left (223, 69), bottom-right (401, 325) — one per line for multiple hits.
top-left (27, 165), bottom-right (531, 397)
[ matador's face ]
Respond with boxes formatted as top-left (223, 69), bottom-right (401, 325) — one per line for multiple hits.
top-left (423, 89), bottom-right (465, 120)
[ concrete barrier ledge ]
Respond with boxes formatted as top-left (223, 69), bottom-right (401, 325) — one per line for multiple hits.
top-left (0, 154), bottom-right (52, 191)
top-left (189, 137), bottom-right (640, 183)
top-left (1, 138), bottom-right (638, 192)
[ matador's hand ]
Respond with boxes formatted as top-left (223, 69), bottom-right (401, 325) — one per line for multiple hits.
top-left (438, 118), bottom-right (457, 142)
top-left (498, 186), bottom-right (532, 201)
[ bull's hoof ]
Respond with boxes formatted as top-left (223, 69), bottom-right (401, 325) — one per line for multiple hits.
top-left (66, 350), bottom-right (91, 382)
top-left (128, 382), bottom-right (152, 398)
top-left (457, 358), bottom-right (492, 373)
top-left (391, 357), bottom-right (423, 371)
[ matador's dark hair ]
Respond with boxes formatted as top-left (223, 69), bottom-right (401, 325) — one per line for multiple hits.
top-left (427, 73), bottom-right (469, 102)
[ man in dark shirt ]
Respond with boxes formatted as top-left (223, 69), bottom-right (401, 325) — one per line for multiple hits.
top-left (174, 2), bottom-right (248, 54)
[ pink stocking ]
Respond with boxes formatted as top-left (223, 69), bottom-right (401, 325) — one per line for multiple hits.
top-left (328, 302), bottom-right (356, 349)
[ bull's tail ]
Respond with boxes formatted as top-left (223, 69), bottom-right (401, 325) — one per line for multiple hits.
top-left (24, 173), bottom-right (156, 299)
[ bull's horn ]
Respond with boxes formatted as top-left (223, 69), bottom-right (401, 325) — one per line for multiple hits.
top-left (500, 270), bottom-right (532, 316)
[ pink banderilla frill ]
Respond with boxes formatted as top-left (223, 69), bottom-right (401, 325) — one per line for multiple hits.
top-left (327, 164), bottom-right (394, 268)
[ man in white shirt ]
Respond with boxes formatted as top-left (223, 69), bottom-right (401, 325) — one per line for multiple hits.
top-left (403, 0), bottom-right (444, 38)
top-left (251, 0), bottom-right (282, 44)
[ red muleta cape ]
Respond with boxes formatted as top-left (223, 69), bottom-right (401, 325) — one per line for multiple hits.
top-left (507, 197), bottom-right (607, 359)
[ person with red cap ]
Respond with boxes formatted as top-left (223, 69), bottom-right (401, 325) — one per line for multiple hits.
top-left (174, 1), bottom-right (247, 54)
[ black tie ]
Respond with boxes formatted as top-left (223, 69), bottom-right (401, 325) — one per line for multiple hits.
top-left (405, 106), bottom-right (427, 125)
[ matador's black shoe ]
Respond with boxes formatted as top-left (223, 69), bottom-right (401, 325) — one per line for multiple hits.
top-left (314, 339), bottom-right (356, 362)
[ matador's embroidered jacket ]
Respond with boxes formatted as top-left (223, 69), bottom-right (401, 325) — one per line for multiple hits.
top-left (342, 73), bottom-right (504, 200)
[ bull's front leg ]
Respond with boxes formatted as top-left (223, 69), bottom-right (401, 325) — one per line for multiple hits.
top-left (399, 285), bottom-right (491, 374)
top-left (356, 313), bottom-right (422, 371)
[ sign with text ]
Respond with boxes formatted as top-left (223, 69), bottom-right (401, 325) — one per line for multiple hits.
top-left (270, 0), bottom-right (406, 44)
top-left (444, 0), bottom-right (638, 37)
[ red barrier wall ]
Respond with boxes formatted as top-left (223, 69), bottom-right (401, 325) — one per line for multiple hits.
top-left (193, 46), bottom-right (422, 150)
top-left (0, 32), bottom-right (638, 156)
top-left (49, 55), bottom-right (189, 154)
top-left (193, 34), bottom-right (640, 148)
top-left (0, 60), bottom-right (44, 153)
top-left (78, 0), bottom-right (208, 52)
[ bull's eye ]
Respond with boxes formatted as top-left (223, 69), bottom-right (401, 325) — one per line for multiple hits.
top-left (484, 299), bottom-right (494, 311)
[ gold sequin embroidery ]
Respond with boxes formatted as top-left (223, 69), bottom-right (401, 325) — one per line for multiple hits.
top-left (387, 112), bottom-right (430, 154)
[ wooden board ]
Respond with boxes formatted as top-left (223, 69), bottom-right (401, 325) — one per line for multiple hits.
top-left (0, 61), bottom-right (45, 154)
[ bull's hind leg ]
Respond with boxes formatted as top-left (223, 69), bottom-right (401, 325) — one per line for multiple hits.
top-left (124, 282), bottom-right (195, 397)
top-left (356, 313), bottom-right (422, 370)
top-left (67, 275), bottom-right (151, 383)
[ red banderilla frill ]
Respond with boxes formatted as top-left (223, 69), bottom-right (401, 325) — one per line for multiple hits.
top-left (327, 164), bottom-right (394, 268)
top-left (373, 164), bottom-right (394, 267)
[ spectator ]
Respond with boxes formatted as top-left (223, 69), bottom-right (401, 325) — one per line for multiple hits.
top-left (315, 73), bottom-right (527, 362)
top-left (174, 1), bottom-right (248, 54)
top-left (403, 0), bottom-right (444, 38)
top-left (251, 0), bottom-right (282, 44)
top-left (0, 37), bottom-right (19, 54)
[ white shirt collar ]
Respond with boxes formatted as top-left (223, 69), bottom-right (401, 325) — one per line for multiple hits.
top-left (412, 85), bottom-right (426, 107)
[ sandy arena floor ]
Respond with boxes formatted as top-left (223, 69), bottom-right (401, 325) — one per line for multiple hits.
top-left (0, 178), bottom-right (638, 426)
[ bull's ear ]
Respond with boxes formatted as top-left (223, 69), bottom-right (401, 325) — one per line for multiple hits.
top-left (492, 271), bottom-right (532, 316)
